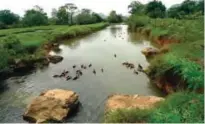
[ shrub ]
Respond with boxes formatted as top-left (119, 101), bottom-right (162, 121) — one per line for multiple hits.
top-left (127, 15), bottom-right (149, 31)
top-left (149, 92), bottom-right (204, 123)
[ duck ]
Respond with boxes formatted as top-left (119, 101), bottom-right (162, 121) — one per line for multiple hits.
top-left (81, 65), bottom-right (84, 68)
top-left (73, 65), bottom-right (76, 68)
top-left (101, 68), bottom-right (104, 72)
top-left (66, 76), bottom-right (72, 81)
top-left (83, 66), bottom-right (87, 69)
top-left (53, 75), bottom-right (59, 78)
top-left (114, 54), bottom-right (117, 58)
top-left (122, 62), bottom-right (128, 65)
top-left (138, 64), bottom-right (143, 71)
top-left (134, 70), bottom-right (138, 75)
top-left (76, 70), bottom-right (83, 76)
top-left (129, 64), bottom-right (135, 69)
top-left (93, 69), bottom-right (96, 75)
top-left (73, 76), bottom-right (79, 80)
top-left (65, 71), bottom-right (69, 74)
top-left (88, 64), bottom-right (92, 68)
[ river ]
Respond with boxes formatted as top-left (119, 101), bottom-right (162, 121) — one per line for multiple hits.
top-left (0, 25), bottom-right (162, 122)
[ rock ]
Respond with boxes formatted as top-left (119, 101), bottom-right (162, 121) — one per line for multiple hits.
top-left (35, 57), bottom-right (50, 66)
top-left (48, 55), bottom-right (63, 64)
top-left (141, 47), bottom-right (160, 57)
top-left (23, 89), bottom-right (79, 123)
top-left (105, 94), bottom-right (164, 112)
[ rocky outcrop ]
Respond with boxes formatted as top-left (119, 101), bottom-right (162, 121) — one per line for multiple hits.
top-left (23, 89), bottom-right (79, 123)
top-left (105, 94), bottom-right (164, 112)
top-left (48, 55), bottom-right (63, 64)
top-left (141, 47), bottom-right (160, 57)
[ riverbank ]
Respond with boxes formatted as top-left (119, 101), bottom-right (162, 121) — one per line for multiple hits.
top-left (0, 23), bottom-right (109, 80)
top-left (104, 17), bottom-right (204, 123)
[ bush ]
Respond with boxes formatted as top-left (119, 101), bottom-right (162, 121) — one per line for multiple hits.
top-left (1, 36), bottom-right (26, 55)
top-left (104, 108), bottom-right (152, 123)
top-left (149, 92), bottom-right (204, 123)
top-left (0, 48), bottom-right (10, 70)
top-left (127, 15), bottom-right (149, 31)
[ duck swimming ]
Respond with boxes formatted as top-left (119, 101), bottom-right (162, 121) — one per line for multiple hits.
top-left (88, 64), bottom-right (92, 68)
top-left (53, 75), bottom-right (59, 78)
top-left (114, 54), bottom-right (117, 58)
top-left (73, 65), bottom-right (76, 68)
top-left (73, 76), bottom-right (79, 80)
top-left (93, 69), bottom-right (96, 75)
top-left (101, 68), bottom-right (104, 72)
top-left (134, 70), bottom-right (138, 75)
top-left (66, 76), bottom-right (72, 81)
top-left (138, 64), bottom-right (143, 71)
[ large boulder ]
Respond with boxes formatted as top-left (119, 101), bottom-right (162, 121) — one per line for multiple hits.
top-left (141, 47), bottom-right (160, 57)
top-left (23, 89), bottom-right (79, 123)
top-left (105, 94), bottom-right (164, 112)
top-left (48, 55), bottom-right (63, 64)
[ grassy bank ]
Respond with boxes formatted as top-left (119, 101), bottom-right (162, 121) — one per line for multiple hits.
top-left (128, 15), bottom-right (204, 91)
top-left (105, 92), bottom-right (204, 123)
top-left (104, 16), bottom-right (204, 123)
top-left (0, 23), bottom-right (108, 75)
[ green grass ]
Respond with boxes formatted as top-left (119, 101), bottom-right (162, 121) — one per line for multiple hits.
top-left (0, 23), bottom-right (108, 71)
top-left (104, 92), bottom-right (204, 123)
top-left (0, 23), bottom-right (108, 47)
top-left (127, 16), bottom-right (204, 91)
top-left (145, 17), bottom-right (204, 90)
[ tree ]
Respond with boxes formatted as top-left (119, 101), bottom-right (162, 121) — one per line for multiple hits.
top-left (75, 9), bottom-right (103, 24)
top-left (0, 10), bottom-right (19, 25)
top-left (128, 1), bottom-right (145, 15)
top-left (22, 6), bottom-right (48, 26)
top-left (145, 0), bottom-right (166, 18)
top-left (196, 0), bottom-right (204, 14)
top-left (64, 3), bottom-right (78, 25)
top-left (92, 13), bottom-right (103, 23)
top-left (167, 0), bottom-right (203, 19)
top-left (56, 6), bottom-right (69, 24)
top-left (107, 11), bottom-right (122, 23)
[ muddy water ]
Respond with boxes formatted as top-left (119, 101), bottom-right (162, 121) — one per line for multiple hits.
top-left (0, 25), bottom-right (162, 122)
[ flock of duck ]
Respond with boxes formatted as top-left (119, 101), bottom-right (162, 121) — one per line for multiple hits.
top-left (52, 54), bottom-right (144, 81)
top-left (52, 31), bottom-right (144, 81)
top-left (52, 63), bottom-right (103, 81)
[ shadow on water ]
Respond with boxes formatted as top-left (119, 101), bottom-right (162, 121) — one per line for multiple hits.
top-left (0, 24), bottom-right (163, 123)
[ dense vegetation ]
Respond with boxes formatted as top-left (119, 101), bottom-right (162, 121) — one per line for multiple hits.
top-left (105, 0), bottom-right (204, 123)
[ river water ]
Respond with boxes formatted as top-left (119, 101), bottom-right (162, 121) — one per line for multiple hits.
top-left (0, 25), bottom-right (162, 122)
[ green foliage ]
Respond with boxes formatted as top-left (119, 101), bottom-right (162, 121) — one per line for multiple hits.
top-left (22, 6), bottom-right (48, 27)
top-left (56, 6), bottom-right (69, 25)
top-left (0, 10), bottom-right (19, 26)
top-left (128, 1), bottom-right (145, 15)
top-left (104, 108), bottom-right (152, 123)
top-left (0, 48), bottom-right (10, 70)
top-left (127, 15), bottom-right (150, 31)
top-left (149, 92), bottom-right (204, 123)
top-left (1, 36), bottom-right (26, 55)
top-left (145, 0), bottom-right (166, 18)
top-left (64, 3), bottom-right (78, 25)
top-left (167, 0), bottom-right (204, 19)
top-left (75, 9), bottom-right (103, 25)
top-left (105, 92), bottom-right (204, 123)
top-left (107, 10), bottom-right (123, 23)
